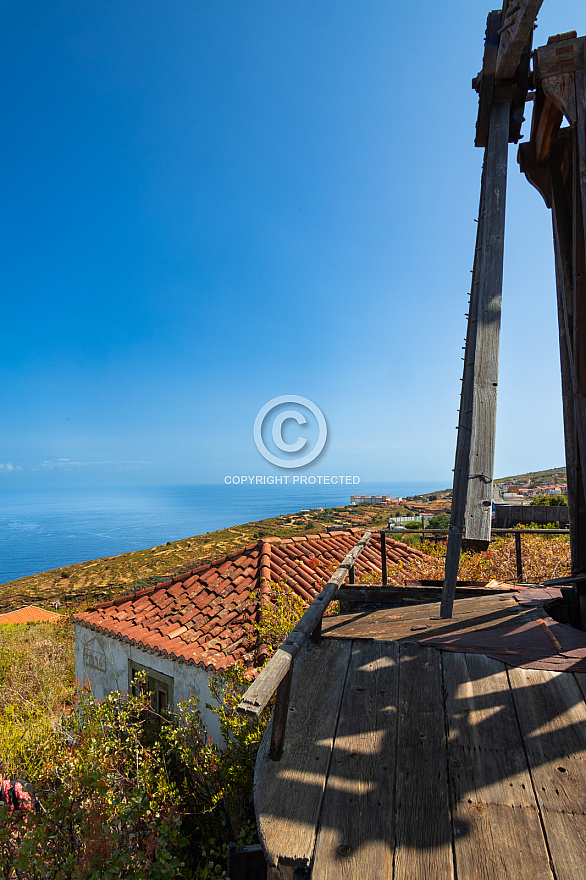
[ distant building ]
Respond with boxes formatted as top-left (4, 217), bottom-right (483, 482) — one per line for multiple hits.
top-left (0, 605), bottom-right (63, 625)
top-left (350, 494), bottom-right (393, 505)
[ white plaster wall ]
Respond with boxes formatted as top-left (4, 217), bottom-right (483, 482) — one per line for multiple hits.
top-left (74, 624), bottom-right (223, 743)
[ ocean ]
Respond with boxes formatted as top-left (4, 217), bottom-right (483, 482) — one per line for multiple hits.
top-left (0, 481), bottom-right (447, 584)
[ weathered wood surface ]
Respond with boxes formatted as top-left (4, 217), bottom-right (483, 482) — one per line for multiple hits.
top-left (254, 638), bottom-right (352, 870)
top-left (444, 95), bottom-right (512, 618)
top-left (444, 651), bottom-right (553, 880)
top-left (465, 99), bottom-right (510, 551)
top-left (334, 585), bottom-right (514, 604)
top-left (238, 531), bottom-right (371, 717)
top-left (322, 594), bottom-right (542, 643)
top-left (255, 632), bottom-right (586, 878)
top-left (311, 641), bottom-right (398, 880)
top-left (496, 0), bottom-right (544, 79)
top-left (534, 95), bottom-right (563, 164)
top-left (535, 35), bottom-right (585, 80)
top-left (394, 642), bottom-right (453, 880)
top-left (508, 666), bottom-right (586, 879)
top-left (550, 144), bottom-right (586, 618)
top-left (574, 671), bottom-right (586, 701)
top-left (542, 74), bottom-right (577, 126)
top-left (442, 157), bottom-right (486, 616)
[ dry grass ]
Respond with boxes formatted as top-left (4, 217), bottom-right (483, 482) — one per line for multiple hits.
top-left (0, 619), bottom-right (74, 713)
top-left (380, 535), bottom-right (571, 585)
top-left (0, 619), bottom-right (75, 780)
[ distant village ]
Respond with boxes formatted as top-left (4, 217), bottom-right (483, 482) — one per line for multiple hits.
top-left (491, 479), bottom-right (567, 503)
top-left (350, 470), bottom-right (568, 517)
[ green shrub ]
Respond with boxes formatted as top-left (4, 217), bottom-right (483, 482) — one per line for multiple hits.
top-left (531, 494), bottom-right (567, 506)
top-left (403, 521), bottom-right (422, 530)
top-left (0, 629), bottom-right (268, 879)
top-left (426, 513), bottom-right (451, 529)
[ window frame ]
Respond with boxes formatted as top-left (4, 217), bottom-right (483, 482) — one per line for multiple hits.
top-left (128, 660), bottom-right (174, 714)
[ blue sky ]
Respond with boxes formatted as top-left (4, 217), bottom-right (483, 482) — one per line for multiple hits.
top-left (1, 0), bottom-right (584, 487)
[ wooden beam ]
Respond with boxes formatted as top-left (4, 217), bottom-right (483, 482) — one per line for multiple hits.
top-left (465, 99), bottom-right (510, 549)
top-left (441, 163), bottom-right (486, 617)
top-left (535, 34), bottom-right (585, 81)
top-left (442, 99), bottom-right (510, 618)
top-left (534, 95), bottom-right (563, 164)
top-left (550, 127), bottom-right (586, 627)
top-left (542, 74), bottom-right (577, 126)
top-left (518, 139), bottom-right (552, 206)
top-left (496, 0), bottom-right (544, 80)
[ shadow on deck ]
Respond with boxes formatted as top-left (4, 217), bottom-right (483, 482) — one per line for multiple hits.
top-left (254, 597), bottom-right (586, 880)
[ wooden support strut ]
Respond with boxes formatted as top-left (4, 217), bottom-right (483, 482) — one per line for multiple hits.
top-left (550, 136), bottom-right (586, 622)
top-left (519, 36), bottom-right (586, 626)
top-left (442, 98), bottom-right (510, 619)
top-left (465, 98), bottom-right (510, 549)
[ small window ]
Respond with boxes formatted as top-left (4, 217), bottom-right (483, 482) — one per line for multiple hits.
top-left (128, 661), bottom-right (174, 714)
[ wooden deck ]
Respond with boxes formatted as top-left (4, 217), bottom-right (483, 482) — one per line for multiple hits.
top-left (254, 596), bottom-right (586, 879)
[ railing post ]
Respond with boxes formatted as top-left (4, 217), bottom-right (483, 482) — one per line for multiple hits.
top-left (311, 618), bottom-right (322, 645)
top-left (269, 664), bottom-right (293, 761)
top-left (380, 531), bottom-right (388, 587)
top-left (515, 531), bottom-right (523, 583)
top-left (349, 564), bottom-right (355, 585)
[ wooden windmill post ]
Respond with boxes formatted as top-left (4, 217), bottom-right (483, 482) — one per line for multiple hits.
top-left (518, 29), bottom-right (586, 627)
top-left (441, 2), bottom-right (543, 618)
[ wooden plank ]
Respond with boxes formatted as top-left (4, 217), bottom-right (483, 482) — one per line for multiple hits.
top-left (534, 95), bottom-right (563, 164)
top-left (508, 666), bottom-right (586, 879)
top-left (574, 671), bottom-right (586, 701)
top-left (334, 586), bottom-right (514, 604)
top-left (394, 642), bottom-right (453, 880)
top-left (239, 532), bottom-right (371, 716)
top-left (573, 69), bottom-right (586, 624)
top-left (323, 595), bottom-right (535, 641)
top-left (254, 638), bottom-right (352, 871)
top-left (575, 68), bottom-right (586, 392)
top-left (464, 99), bottom-right (510, 551)
top-left (443, 651), bottom-right (554, 880)
top-left (535, 35), bottom-right (585, 80)
top-left (550, 142), bottom-right (586, 619)
top-left (311, 641), bottom-right (399, 880)
top-left (542, 74), bottom-right (577, 126)
top-left (441, 155), bottom-right (487, 615)
top-left (323, 606), bottom-right (541, 644)
top-left (496, 0), bottom-right (543, 79)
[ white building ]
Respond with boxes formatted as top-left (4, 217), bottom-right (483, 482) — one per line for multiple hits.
top-left (73, 529), bottom-right (425, 741)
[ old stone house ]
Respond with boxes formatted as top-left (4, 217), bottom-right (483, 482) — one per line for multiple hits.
top-left (72, 529), bottom-right (424, 741)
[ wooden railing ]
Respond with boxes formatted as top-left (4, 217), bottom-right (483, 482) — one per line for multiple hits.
top-left (237, 524), bottom-right (568, 759)
top-left (237, 530), bottom-right (372, 760)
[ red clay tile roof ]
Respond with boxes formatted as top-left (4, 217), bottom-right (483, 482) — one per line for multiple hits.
top-left (0, 605), bottom-right (63, 625)
top-left (72, 529), bottom-right (426, 672)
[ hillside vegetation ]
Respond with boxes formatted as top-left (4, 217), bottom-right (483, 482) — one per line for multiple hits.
top-left (0, 502), bottom-right (398, 614)
top-left (0, 531), bottom-right (573, 878)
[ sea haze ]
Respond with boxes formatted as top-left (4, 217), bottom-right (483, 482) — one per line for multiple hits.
top-left (0, 481), bottom-right (447, 584)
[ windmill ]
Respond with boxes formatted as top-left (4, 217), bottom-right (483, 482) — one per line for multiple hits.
top-left (441, 1), bottom-right (586, 622)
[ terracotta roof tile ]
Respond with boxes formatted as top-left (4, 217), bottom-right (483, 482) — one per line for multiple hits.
top-left (72, 531), bottom-right (429, 672)
top-left (0, 605), bottom-right (64, 625)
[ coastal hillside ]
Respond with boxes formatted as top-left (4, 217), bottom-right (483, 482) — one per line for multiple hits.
top-left (0, 501), bottom-right (398, 613)
top-left (0, 466), bottom-right (566, 613)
